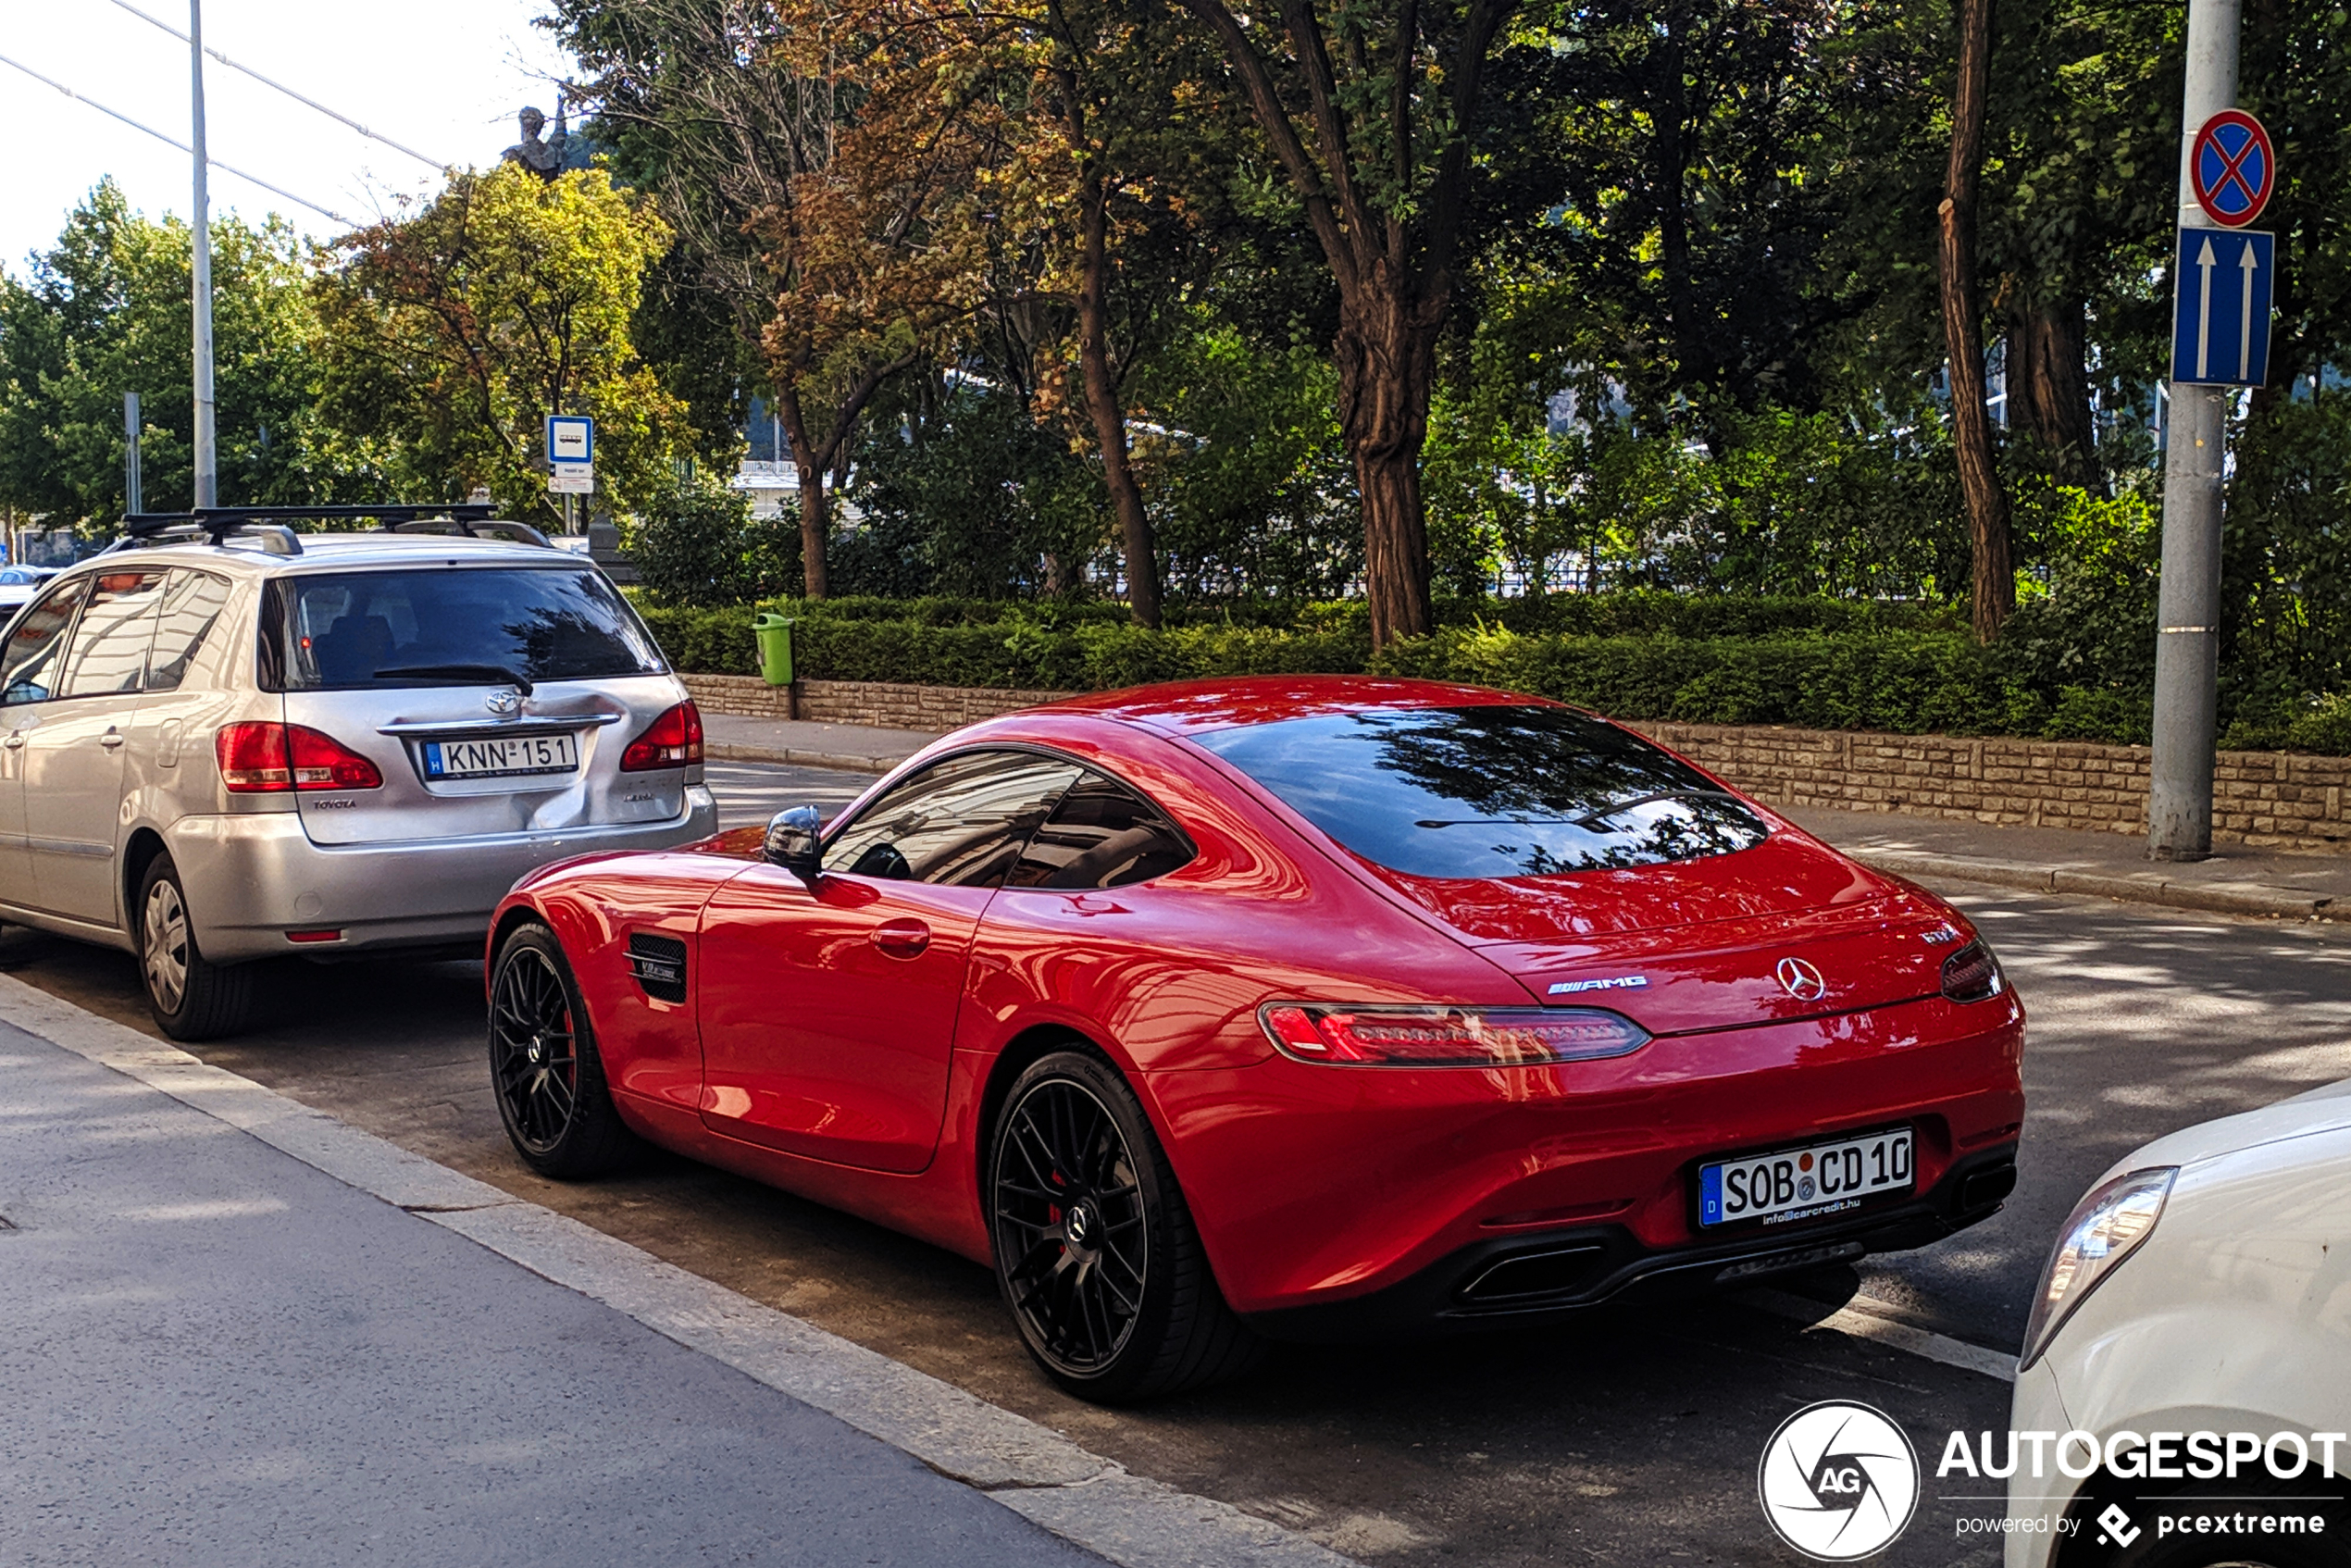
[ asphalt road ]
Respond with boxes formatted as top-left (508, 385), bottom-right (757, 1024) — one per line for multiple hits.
top-left (7, 758), bottom-right (2349, 1566)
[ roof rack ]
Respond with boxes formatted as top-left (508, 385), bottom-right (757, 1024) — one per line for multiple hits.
top-left (118, 504), bottom-right (551, 557)
top-left (381, 516), bottom-right (552, 547)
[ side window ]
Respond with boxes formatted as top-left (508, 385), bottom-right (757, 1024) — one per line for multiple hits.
top-left (1011, 771), bottom-right (1196, 890)
top-left (0, 578), bottom-right (91, 706)
top-left (822, 751), bottom-right (1084, 889)
top-left (59, 571), bottom-right (168, 698)
top-left (145, 570), bottom-right (234, 692)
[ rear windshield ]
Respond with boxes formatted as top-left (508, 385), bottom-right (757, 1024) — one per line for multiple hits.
top-left (262, 566), bottom-right (665, 691)
top-left (1193, 704), bottom-right (1769, 879)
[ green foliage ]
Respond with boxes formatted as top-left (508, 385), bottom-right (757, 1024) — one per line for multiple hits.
top-left (629, 475), bottom-right (800, 606)
top-left (629, 587), bottom-right (2205, 749)
top-left (842, 379), bottom-right (1108, 599)
top-left (313, 164), bottom-right (692, 527)
top-left (1127, 318), bottom-right (1359, 600)
top-left (0, 181), bottom-right (367, 523)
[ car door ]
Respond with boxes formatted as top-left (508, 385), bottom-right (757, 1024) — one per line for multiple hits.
top-left (696, 749), bottom-right (1085, 1173)
top-left (0, 577), bottom-right (92, 912)
top-left (22, 570), bottom-right (167, 925)
top-left (121, 567), bottom-right (236, 823)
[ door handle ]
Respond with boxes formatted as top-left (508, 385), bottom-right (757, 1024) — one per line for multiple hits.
top-left (870, 917), bottom-right (931, 959)
top-left (2, 733), bottom-right (20, 750)
top-left (100, 728), bottom-right (124, 750)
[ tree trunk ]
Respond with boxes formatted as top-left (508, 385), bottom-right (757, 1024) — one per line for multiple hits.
top-left (1335, 269), bottom-right (1440, 648)
top-left (1938, 0), bottom-right (2012, 644)
top-left (2009, 294), bottom-right (2097, 491)
top-left (775, 383), bottom-right (829, 600)
top-left (1076, 172), bottom-right (1160, 628)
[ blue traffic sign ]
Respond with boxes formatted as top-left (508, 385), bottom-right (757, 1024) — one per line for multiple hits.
top-left (2171, 228), bottom-right (2273, 386)
top-left (546, 414), bottom-right (594, 466)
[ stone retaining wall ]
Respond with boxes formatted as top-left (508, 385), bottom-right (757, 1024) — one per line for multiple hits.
top-left (681, 674), bottom-right (2351, 854)
top-left (1628, 723), bottom-right (2351, 853)
top-left (682, 674), bottom-right (1076, 731)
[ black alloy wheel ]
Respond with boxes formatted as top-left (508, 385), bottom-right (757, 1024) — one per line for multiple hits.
top-left (489, 924), bottom-right (635, 1178)
top-left (988, 1051), bottom-right (1262, 1402)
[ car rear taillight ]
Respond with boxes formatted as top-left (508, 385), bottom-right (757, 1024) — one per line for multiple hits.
top-left (1259, 1003), bottom-right (1649, 1067)
top-left (217, 722), bottom-right (383, 792)
top-left (620, 701), bottom-right (704, 772)
top-left (1940, 941), bottom-right (2004, 1002)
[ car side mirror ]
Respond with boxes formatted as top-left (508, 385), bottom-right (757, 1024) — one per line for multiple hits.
top-left (764, 805), bottom-right (823, 886)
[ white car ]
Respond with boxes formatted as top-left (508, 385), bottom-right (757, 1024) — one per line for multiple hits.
top-left (2004, 1083), bottom-right (2351, 1565)
top-left (0, 565), bottom-right (61, 616)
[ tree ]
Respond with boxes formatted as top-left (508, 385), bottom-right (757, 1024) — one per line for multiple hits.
top-left (0, 180), bottom-right (352, 522)
top-left (555, 0), bottom-right (996, 598)
top-left (1163, 0), bottom-right (1527, 645)
top-left (313, 163), bottom-right (690, 524)
top-left (1937, 0), bottom-right (2012, 641)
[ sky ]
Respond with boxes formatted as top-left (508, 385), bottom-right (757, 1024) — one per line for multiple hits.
top-left (0, 0), bottom-right (578, 272)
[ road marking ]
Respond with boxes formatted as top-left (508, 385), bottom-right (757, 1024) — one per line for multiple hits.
top-left (1742, 1288), bottom-right (2018, 1382)
top-left (0, 973), bottom-right (1359, 1568)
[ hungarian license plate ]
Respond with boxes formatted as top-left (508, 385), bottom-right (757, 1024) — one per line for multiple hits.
top-left (1698, 1126), bottom-right (1913, 1228)
top-left (422, 732), bottom-right (578, 780)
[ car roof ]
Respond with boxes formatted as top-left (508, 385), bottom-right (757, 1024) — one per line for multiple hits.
top-left (1031, 674), bottom-right (1551, 735)
top-left (65, 532), bottom-right (586, 579)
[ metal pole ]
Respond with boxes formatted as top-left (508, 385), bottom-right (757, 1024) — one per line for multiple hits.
top-left (2146, 0), bottom-right (2240, 861)
top-left (189, 0), bottom-right (217, 509)
top-left (123, 392), bottom-right (143, 515)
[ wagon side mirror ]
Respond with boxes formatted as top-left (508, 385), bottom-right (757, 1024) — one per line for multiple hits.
top-left (764, 805), bottom-right (823, 886)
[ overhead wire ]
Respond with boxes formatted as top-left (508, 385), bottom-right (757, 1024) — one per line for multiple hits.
top-left (0, 50), bottom-right (361, 226)
top-left (102, 0), bottom-right (452, 172)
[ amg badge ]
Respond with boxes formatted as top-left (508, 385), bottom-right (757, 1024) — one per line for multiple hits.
top-left (1549, 975), bottom-right (1649, 996)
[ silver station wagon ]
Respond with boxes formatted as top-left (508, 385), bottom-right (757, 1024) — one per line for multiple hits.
top-left (0, 508), bottom-right (716, 1039)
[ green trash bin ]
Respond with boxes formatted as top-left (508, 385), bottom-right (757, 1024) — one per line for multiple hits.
top-left (753, 613), bottom-right (796, 686)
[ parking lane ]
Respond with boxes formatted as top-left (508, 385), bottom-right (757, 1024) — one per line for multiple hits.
top-left (7, 764), bottom-right (2349, 1564)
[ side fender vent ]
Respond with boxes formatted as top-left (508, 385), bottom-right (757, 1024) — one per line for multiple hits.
top-left (626, 932), bottom-right (689, 1003)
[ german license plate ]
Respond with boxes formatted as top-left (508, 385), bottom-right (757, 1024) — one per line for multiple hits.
top-left (422, 732), bottom-right (578, 780)
top-left (1698, 1126), bottom-right (1913, 1228)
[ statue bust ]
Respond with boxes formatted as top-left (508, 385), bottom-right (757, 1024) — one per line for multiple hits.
top-left (502, 106), bottom-right (567, 180)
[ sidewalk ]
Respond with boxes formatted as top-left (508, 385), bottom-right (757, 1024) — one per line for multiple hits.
top-left (0, 1017), bottom-right (1112, 1568)
top-left (701, 711), bottom-right (2351, 922)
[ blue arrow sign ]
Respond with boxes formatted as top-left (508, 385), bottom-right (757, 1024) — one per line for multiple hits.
top-left (2171, 228), bottom-right (2273, 386)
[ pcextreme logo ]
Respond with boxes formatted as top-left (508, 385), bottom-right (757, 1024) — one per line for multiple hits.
top-left (1758, 1400), bottom-right (1922, 1561)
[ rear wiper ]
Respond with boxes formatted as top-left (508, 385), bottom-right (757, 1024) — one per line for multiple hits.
top-left (371, 663), bottom-right (534, 694)
top-left (1412, 789), bottom-right (1747, 831)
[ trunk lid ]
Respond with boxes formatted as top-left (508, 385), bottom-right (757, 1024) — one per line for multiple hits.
top-left (283, 676), bottom-right (690, 845)
top-left (1367, 830), bottom-right (1966, 1034)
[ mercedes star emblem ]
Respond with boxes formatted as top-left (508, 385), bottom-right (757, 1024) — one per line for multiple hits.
top-left (1775, 956), bottom-right (1828, 1002)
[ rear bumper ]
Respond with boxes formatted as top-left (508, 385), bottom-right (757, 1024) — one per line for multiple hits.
top-left (168, 787), bottom-right (718, 961)
top-left (1242, 1142), bottom-right (2019, 1341)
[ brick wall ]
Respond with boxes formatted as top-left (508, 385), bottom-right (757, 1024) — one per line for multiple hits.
top-left (680, 674), bottom-right (2351, 854)
top-left (1636, 721), bottom-right (2351, 853)
top-left (682, 674), bottom-right (1076, 731)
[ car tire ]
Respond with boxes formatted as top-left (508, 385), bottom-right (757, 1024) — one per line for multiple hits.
top-left (987, 1050), bottom-right (1263, 1402)
top-left (136, 852), bottom-right (254, 1041)
top-left (489, 923), bottom-right (637, 1179)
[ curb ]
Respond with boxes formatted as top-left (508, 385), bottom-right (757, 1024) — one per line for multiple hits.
top-left (706, 740), bottom-right (904, 774)
top-left (0, 974), bottom-right (1360, 1568)
top-left (1851, 849), bottom-right (2345, 923)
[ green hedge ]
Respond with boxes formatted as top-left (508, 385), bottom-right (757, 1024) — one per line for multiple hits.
top-left (634, 597), bottom-right (2180, 745)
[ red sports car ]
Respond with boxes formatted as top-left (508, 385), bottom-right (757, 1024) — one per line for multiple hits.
top-left (485, 677), bottom-right (2024, 1401)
